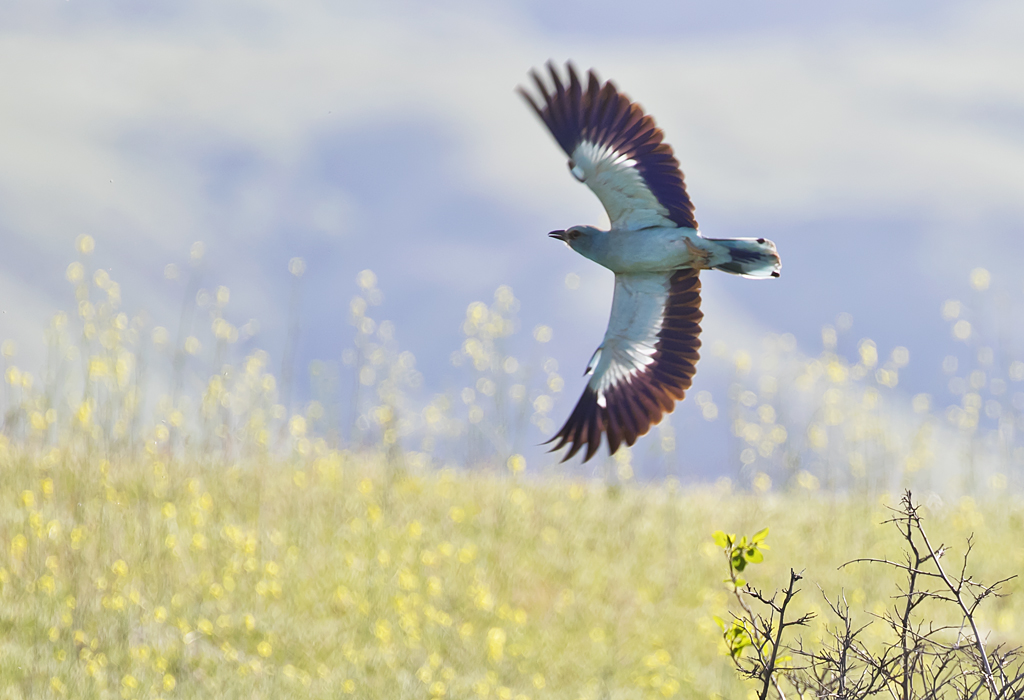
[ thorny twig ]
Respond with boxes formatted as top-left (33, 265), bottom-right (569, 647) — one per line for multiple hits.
top-left (747, 572), bottom-right (813, 700)
top-left (717, 490), bottom-right (1024, 700)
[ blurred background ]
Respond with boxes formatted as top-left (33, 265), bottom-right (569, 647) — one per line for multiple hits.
top-left (3, 5), bottom-right (1024, 697)
top-left (2, 0), bottom-right (1023, 489)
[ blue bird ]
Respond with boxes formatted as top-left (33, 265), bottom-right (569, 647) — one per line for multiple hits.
top-left (519, 62), bottom-right (782, 463)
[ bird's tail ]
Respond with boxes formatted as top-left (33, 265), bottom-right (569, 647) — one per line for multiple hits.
top-left (708, 237), bottom-right (781, 278)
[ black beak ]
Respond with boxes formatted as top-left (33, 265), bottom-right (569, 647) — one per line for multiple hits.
top-left (548, 230), bottom-right (567, 242)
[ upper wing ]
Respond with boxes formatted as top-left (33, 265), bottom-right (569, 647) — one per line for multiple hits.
top-left (519, 61), bottom-right (698, 231)
top-left (547, 268), bottom-right (702, 462)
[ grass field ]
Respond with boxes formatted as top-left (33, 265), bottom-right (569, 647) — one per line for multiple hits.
top-left (3, 240), bottom-right (1023, 698)
top-left (2, 445), bottom-right (1022, 699)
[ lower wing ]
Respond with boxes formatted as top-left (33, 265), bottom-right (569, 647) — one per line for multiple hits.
top-left (547, 268), bottom-right (702, 462)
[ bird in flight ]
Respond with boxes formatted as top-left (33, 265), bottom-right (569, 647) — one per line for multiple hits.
top-left (519, 62), bottom-right (781, 463)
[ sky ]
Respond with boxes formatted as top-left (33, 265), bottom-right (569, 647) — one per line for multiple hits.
top-left (1, 0), bottom-right (1023, 481)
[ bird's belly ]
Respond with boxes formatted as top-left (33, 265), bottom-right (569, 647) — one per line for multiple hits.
top-left (590, 228), bottom-right (718, 273)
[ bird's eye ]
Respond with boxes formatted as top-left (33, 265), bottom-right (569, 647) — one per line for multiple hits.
top-left (567, 229), bottom-right (582, 241)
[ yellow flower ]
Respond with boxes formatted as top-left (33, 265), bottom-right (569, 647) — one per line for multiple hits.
top-left (66, 261), bottom-right (85, 283)
top-left (73, 400), bottom-right (93, 427)
top-left (427, 577), bottom-right (442, 597)
top-left (374, 619), bottom-right (391, 644)
top-left (487, 627), bottom-right (506, 662)
top-left (10, 534), bottom-right (27, 559)
top-left (507, 454), bottom-right (526, 474)
top-left (398, 569), bottom-right (419, 591)
top-left (257, 641), bottom-right (272, 658)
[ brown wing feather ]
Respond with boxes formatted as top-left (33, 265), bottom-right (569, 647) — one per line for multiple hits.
top-left (518, 61), bottom-right (698, 230)
top-left (547, 268), bottom-right (702, 462)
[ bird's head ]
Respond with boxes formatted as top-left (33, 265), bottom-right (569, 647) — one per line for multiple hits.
top-left (548, 225), bottom-right (601, 254)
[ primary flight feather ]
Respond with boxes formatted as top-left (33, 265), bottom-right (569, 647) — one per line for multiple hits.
top-left (519, 61), bottom-right (782, 463)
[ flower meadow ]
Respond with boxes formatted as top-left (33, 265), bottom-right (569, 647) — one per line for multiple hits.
top-left (5, 449), bottom-right (1024, 700)
top-left (1, 238), bottom-right (1023, 699)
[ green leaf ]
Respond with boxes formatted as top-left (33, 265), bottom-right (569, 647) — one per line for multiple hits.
top-left (734, 577), bottom-right (746, 587)
top-left (712, 531), bottom-right (730, 548)
top-left (746, 547), bottom-right (764, 564)
top-left (723, 619), bottom-right (753, 659)
top-left (752, 527), bottom-right (769, 543)
top-left (712, 615), bottom-right (726, 631)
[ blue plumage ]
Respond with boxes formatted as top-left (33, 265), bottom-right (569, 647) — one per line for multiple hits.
top-left (520, 62), bottom-right (782, 462)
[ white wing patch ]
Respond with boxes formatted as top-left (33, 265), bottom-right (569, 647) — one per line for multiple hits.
top-left (571, 140), bottom-right (674, 231)
top-left (589, 272), bottom-right (670, 406)
top-left (545, 266), bottom-right (701, 462)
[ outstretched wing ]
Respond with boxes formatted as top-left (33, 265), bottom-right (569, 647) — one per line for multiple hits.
top-left (547, 268), bottom-right (703, 462)
top-left (519, 61), bottom-right (698, 231)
